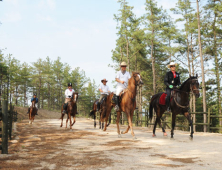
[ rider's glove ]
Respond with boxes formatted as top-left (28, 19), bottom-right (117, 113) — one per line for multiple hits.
top-left (169, 85), bottom-right (173, 89)
top-left (68, 95), bottom-right (71, 98)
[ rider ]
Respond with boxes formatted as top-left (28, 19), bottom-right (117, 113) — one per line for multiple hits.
top-left (115, 61), bottom-right (131, 111)
top-left (97, 78), bottom-right (111, 111)
top-left (62, 82), bottom-right (75, 114)
top-left (164, 62), bottom-right (181, 111)
top-left (27, 93), bottom-right (38, 115)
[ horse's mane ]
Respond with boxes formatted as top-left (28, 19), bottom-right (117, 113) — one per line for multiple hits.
top-left (32, 98), bottom-right (36, 102)
top-left (179, 76), bottom-right (196, 90)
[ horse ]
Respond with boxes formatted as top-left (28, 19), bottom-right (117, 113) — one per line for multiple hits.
top-left (104, 72), bottom-right (143, 139)
top-left (89, 97), bottom-right (112, 129)
top-left (29, 98), bottom-right (37, 124)
top-left (60, 92), bottom-right (78, 129)
top-left (149, 75), bottom-right (200, 139)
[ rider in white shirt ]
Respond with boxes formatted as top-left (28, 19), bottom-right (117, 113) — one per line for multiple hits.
top-left (115, 61), bottom-right (131, 111)
top-left (97, 78), bottom-right (111, 111)
top-left (62, 82), bottom-right (75, 114)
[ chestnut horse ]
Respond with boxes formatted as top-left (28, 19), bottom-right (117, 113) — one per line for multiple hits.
top-left (104, 72), bottom-right (143, 139)
top-left (89, 97), bottom-right (112, 129)
top-left (60, 92), bottom-right (78, 129)
top-left (149, 75), bottom-right (200, 139)
top-left (29, 98), bottom-right (37, 124)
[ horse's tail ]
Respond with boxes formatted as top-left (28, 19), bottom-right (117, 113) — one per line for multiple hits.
top-left (89, 110), bottom-right (95, 117)
top-left (149, 95), bottom-right (156, 121)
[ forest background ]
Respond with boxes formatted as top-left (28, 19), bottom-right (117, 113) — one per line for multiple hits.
top-left (0, 0), bottom-right (222, 132)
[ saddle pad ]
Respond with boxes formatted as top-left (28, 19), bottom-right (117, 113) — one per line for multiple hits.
top-left (159, 93), bottom-right (167, 105)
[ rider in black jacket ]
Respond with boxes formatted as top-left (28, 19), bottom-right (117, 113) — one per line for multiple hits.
top-left (164, 62), bottom-right (181, 111)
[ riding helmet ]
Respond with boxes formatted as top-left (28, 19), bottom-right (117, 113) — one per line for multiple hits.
top-left (68, 82), bottom-right (72, 86)
top-left (34, 93), bottom-right (37, 96)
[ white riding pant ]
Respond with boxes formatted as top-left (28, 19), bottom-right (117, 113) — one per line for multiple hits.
top-left (116, 86), bottom-right (125, 96)
top-left (29, 103), bottom-right (38, 109)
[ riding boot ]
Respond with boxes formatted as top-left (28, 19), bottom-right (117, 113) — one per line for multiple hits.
top-left (97, 102), bottom-right (100, 111)
top-left (27, 108), bottom-right (30, 114)
top-left (62, 103), bottom-right (67, 114)
top-left (115, 96), bottom-right (120, 111)
top-left (165, 96), bottom-right (170, 112)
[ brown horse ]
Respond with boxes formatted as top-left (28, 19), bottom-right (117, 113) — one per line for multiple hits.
top-left (104, 72), bottom-right (143, 139)
top-left (29, 98), bottom-right (37, 124)
top-left (60, 92), bottom-right (78, 129)
top-left (149, 75), bottom-right (200, 139)
top-left (89, 96), bottom-right (112, 129)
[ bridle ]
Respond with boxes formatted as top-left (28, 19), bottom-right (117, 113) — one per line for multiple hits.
top-left (173, 78), bottom-right (199, 109)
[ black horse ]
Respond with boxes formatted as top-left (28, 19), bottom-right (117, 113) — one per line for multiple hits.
top-left (149, 75), bottom-right (200, 139)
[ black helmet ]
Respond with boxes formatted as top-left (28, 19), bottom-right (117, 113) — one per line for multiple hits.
top-left (34, 93), bottom-right (37, 96)
top-left (68, 82), bottom-right (72, 86)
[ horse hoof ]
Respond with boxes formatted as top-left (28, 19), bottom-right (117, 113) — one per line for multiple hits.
top-left (190, 136), bottom-right (193, 140)
top-left (118, 134), bottom-right (122, 138)
top-left (133, 136), bottom-right (137, 140)
top-left (170, 137), bottom-right (174, 140)
top-left (152, 134), bottom-right (156, 137)
top-left (163, 132), bottom-right (167, 136)
top-left (121, 131), bottom-right (124, 134)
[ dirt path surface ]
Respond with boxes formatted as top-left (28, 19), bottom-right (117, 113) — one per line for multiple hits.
top-left (1, 117), bottom-right (222, 170)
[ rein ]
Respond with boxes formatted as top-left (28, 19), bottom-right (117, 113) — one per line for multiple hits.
top-left (126, 75), bottom-right (140, 101)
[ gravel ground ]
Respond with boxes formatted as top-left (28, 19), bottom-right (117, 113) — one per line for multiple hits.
top-left (1, 113), bottom-right (222, 170)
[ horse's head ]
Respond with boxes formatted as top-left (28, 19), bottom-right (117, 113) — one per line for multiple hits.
top-left (72, 92), bottom-right (78, 103)
top-left (189, 74), bottom-right (200, 98)
top-left (132, 72), bottom-right (143, 86)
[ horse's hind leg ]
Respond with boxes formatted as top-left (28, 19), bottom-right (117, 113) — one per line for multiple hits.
top-left (94, 114), bottom-right (96, 128)
top-left (158, 116), bottom-right (167, 136)
top-left (184, 112), bottom-right (194, 139)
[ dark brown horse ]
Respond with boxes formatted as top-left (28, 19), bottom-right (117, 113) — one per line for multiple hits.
top-left (29, 98), bottom-right (37, 124)
top-left (104, 72), bottom-right (143, 139)
top-left (60, 92), bottom-right (78, 129)
top-left (89, 96), bottom-right (112, 129)
top-left (149, 75), bottom-right (200, 139)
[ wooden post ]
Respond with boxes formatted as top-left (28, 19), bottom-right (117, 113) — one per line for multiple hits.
top-left (208, 108), bottom-right (211, 132)
top-left (2, 100), bottom-right (8, 154)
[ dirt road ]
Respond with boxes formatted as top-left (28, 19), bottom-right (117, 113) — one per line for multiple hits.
top-left (1, 117), bottom-right (222, 170)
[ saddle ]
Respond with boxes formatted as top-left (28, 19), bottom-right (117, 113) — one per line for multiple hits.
top-left (111, 89), bottom-right (127, 104)
top-left (159, 91), bottom-right (174, 105)
top-left (100, 95), bottom-right (107, 106)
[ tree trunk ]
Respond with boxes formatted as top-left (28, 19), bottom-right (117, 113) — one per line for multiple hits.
top-left (151, 9), bottom-right (156, 94)
top-left (212, 4), bottom-right (221, 125)
top-left (196, 0), bottom-right (207, 132)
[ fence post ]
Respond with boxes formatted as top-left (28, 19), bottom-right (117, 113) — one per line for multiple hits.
top-left (2, 100), bottom-right (8, 154)
top-left (208, 108), bottom-right (210, 132)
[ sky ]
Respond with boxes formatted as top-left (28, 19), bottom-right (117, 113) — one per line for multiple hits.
top-left (0, 0), bottom-right (200, 92)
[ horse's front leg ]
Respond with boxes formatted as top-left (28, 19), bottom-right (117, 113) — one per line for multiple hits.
top-left (69, 113), bottom-right (72, 129)
top-left (171, 112), bottom-right (176, 138)
top-left (158, 116), bottom-right (167, 137)
top-left (184, 112), bottom-right (194, 139)
top-left (71, 116), bottom-right (76, 126)
top-left (66, 114), bottom-right (69, 128)
top-left (60, 113), bottom-right (64, 127)
top-left (116, 111), bottom-right (121, 137)
top-left (128, 110), bottom-right (136, 139)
